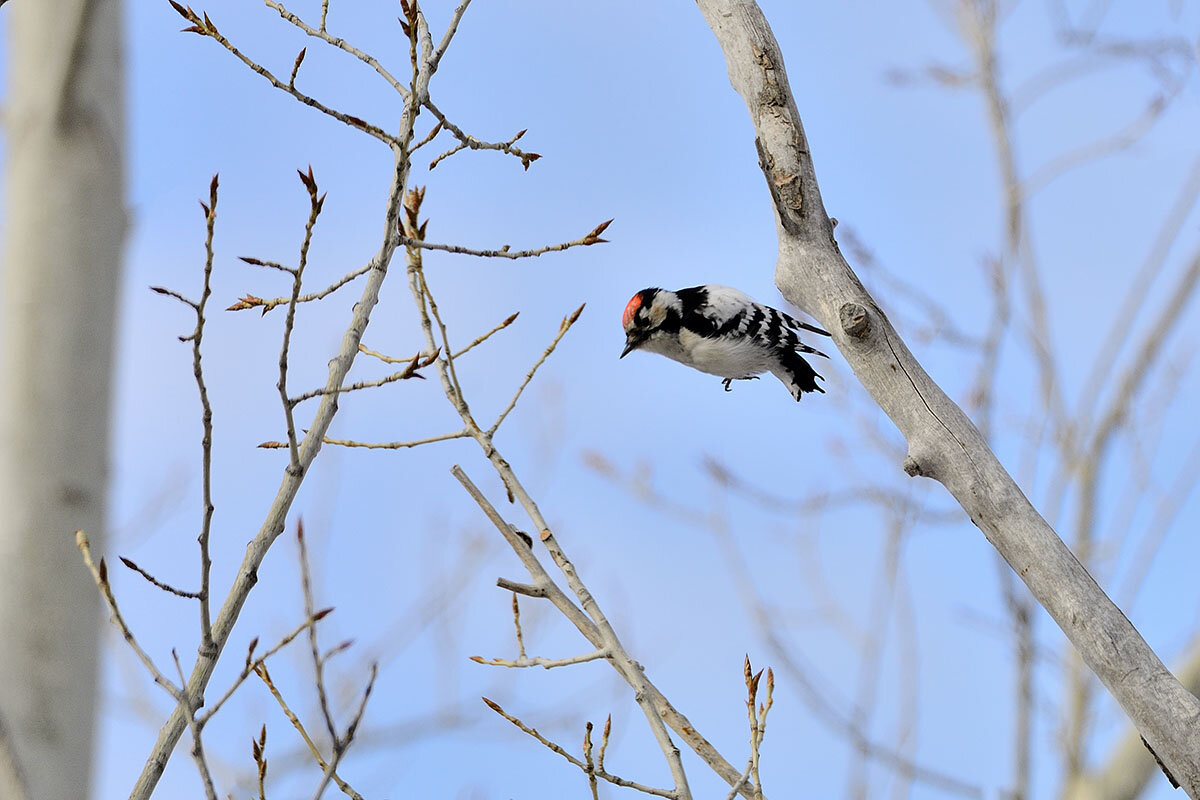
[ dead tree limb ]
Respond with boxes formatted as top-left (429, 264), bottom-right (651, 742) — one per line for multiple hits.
top-left (695, 1), bottom-right (1200, 794)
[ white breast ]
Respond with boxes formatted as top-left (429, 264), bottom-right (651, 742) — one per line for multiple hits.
top-left (673, 329), bottom-right (775, 378)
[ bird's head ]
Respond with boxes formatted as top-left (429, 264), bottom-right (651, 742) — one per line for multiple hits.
top-left (621, 288), bottom-right (672, 358)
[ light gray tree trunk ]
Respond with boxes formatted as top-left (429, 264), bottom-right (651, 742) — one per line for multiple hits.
top-left (0, 0), bottom-right (125, 796)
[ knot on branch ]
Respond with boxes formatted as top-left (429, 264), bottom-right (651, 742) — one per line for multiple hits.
top-left (902, 455), bottom-right (924, 477)
top-left (839, 302), bottom-right (869, 338)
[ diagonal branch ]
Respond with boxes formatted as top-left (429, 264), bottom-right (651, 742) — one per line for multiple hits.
top-left (264, 0), bottom-right (408, 96)
top-left (695, 1), bottom-right (1200, 794)
top-left (167, 3), bottom-right (398, 145)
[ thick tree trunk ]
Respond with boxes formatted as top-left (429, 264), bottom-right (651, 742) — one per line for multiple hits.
top-left (0, 0), bottom-right (125, 797)
top-left (695, 1), bottom-right (1200, 795)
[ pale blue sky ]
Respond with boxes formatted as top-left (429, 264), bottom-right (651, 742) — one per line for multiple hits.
top-left (5, 0), bottom-right (1200, 797)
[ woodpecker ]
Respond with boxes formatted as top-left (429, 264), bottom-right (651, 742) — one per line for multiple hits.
top-left (620, 285), bottom-right (831, 400)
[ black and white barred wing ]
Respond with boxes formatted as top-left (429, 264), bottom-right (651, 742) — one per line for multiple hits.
top-left (679, 285), bottom-right (830, 358)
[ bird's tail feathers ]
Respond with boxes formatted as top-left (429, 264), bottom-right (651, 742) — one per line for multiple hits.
top-left (775, 350), bottom-right (825, 400)
top-left (782, 311), bottom-right (832, 338)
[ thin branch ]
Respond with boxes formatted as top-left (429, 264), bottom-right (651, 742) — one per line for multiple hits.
top-left (429, 0), bottom-right (473, 73)
top-left (308, 664), bottom-right (376, 800)
top-left (264, 0), bottom-right (408, 95)
top-left (299, 430), bottom-right (468, 450)
top-left (584, 722), bottom-right (600, 800)
top-left (278, 168), bottom-right (325, 468)
top-left (200, 610), bottom-right (331, 725)
top-left (1090, 246), bottom-right (1200, 458)
top-left (290, 355), bottom-right (428, 404)
top-left (1076, 155), bottom-right (1200, 433)
top-left (1117, 435), bottom-right (1200, 609)
top-left (397, 220), bottom-right (610, 259)
top-left (454, 312), bottom-right (519, 358)
top-left (240, 256), bottom-right (296, 275)
top-left (254, 662), bottom-right (364, 800)
top-left (195, 174), bottom-right (219, 651)
top-left (118, 556), bottom-right (201, 599)
top-left (1024, 89), bottom-right (1177, 197)
top-left (695, 0), bottom-right (1200, 791)
top-left (76, 531), bottom-right (182, 702)
top-left (422, 98), bottom-right (542, 169)
top-left (512, 592), bottom-right (526, 658)
top-left (167, 3), bottom-right (398, 145)
top-left (130, 10), bottom-right (431, 791)
top-left (470, 648), bottom-right (609, 670)
top-left (228, 263), bottom-right (374, 315)
top-left (296, 521), bottom-right (338, 744)
top-left (150, 285), bottom-right (198, 309)
top-left (410, 120), bottom-right (444, 152)
top-left (496, 578), bottom-right (546, 598)
top-left (172, 651), bottom-right (218, 800)
top-left (357, 343), bottom-right (432, 365)
top-left (481, 698), bottom-right (678, 799)
top-left (695, 488), bottom-right (980, 798)
top-left (488, 304), bottom-right (584, 436)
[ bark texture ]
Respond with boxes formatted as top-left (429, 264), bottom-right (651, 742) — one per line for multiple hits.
top-left (696, 1), bottom-right (1200, 795)
top-left (0, 0), bottom-right (125, 797)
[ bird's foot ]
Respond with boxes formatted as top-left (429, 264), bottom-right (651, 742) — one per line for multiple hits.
top-left (721, 376), bottom-right (759, 392)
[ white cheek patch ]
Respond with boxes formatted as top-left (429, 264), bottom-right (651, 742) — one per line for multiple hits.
top-left (649, 303), bottom-right (667, 327)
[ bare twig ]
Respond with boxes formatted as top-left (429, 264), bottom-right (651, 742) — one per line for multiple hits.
top-left (76, 531), bottom-right (182, 702)
top-left (200, 611), bottom-right (331, 724)
top-left (470, 648), bottom-right (609, 670)
top-left (488, 304), bottom-right (584, 436)
top-left (296, 521), bottom-right (338, 744)
top-left (357, 343), bottom-right (435, 366)
top-left (397, 219), bottom-right (610, 260)
top-left (512, 592), bottom-right (526, 658)
top-left (453, 468), bottom-right (722, 797)
top-left (308, 664), bottom-right (376, 800)
top-left (195, 174), bottom-right (219, 651)
top-left (496, 578), bottom-right (546, 598)
top-left (1076, 156), bottom-right (1200, 434)
top-left (118, 556), bottom-right (201, 600)
top-left (429, 0), bottom-right (474, 73)
top-left (1024, 90), bottom-right (1176, 197)
top-left (172, 651), bottom-right (217, 800)
top-left (278, 168), bottom-right (326, 468)
top-left (301, 430), bottom-right (469, 450)
top-left (453, 312), bottom-right (519, 358)
top-left (696, 0), bottom-right (1200, 791)
top-left (167, 2), bottom-right (398, 145)
top-left (251, 725), bottom-right (267, 800)
top-left (584, 722), bottom-right (599, 800)
top-left (254, 662), bottom-right (364, 800)
top-left (290, 356), bottom-right (428, 404)
top-left (423, 98), bottom-right (541, 169)
top-left (264, 0), bottom-right (408, 95)
top-left (130, 1), bottom-right (434, 791)
top-left (228, 263), bottom-right (373, 315)
top-left (481, 698), bottom-right (677, 799)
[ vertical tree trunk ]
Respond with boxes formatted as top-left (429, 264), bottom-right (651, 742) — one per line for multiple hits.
top-left (0, 0), bottom-right (125, 796)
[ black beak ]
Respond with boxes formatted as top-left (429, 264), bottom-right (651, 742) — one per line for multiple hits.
top-left (620, 335), bottom-right (640, 359)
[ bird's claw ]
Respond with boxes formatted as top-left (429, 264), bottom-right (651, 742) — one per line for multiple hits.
top-left (721, 376), bottom-right (759, 392)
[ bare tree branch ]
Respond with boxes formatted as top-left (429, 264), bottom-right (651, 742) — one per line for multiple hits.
top-left (694, 1), bottom-right (1200, 792)
top-left (167, 3), bottom-right (398, 145)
